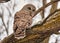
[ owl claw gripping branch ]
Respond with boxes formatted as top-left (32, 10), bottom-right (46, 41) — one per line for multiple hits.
top-left (13, 4), bottom-right (36, 39)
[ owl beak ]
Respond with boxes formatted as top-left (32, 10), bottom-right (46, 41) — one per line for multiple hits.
top-left (29, 10), bottom-right (32, 15)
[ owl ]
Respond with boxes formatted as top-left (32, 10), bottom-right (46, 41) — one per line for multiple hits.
top-left (13, 4), bottom-right (36, 39)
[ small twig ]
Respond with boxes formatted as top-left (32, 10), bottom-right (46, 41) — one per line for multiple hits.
top-left (41, 0), bottom-right (46, 18)
top-left (1, 6), bottom-right (8, 35)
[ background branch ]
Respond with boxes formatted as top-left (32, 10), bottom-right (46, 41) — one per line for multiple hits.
top-left (33, 0), bottom-right (60, 17)
top-left (40, 0), bottom-right (46, 18)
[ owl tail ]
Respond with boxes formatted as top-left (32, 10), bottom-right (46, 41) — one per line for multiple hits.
top-left (14, 28), bottom-right (26, 39)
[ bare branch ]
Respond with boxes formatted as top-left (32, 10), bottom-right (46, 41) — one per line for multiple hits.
top-left (50, 0), bottom-right (58, 14)
top-left (33, 0), bottom-right (60, 17)
top-left (41, 0), bottom-right (46, 18)
top-left (0, 7), bottom-right (8, 35)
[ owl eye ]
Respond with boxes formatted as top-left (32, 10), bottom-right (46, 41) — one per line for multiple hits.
top-left (33, 9), bottom-right (35, 11)
top-left (28, 7), bottom-right (31, 10)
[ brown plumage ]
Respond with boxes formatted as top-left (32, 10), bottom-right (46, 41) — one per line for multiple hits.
top-left (13, 4), bottom-right (36, 39)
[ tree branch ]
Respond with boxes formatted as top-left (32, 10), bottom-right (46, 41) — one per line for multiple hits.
top-left (33, 0), bottom-right (60, 17)
top-left (1, 9), bottom-right (60, 43)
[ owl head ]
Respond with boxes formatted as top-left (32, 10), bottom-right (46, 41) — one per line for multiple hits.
top-left (21, 4), bottom-right (36, 17)
top-left (22, 4), bottom-right (36, 13)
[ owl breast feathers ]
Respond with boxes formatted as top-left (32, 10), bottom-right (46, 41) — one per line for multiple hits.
top-left (13, 4), bottom-right (36, 39)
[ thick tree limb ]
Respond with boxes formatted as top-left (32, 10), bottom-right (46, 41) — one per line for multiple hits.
top-left (1, 9), bottom-right (60, 43)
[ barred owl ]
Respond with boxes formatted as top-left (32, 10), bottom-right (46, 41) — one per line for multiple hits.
top-left (13, 4), bottom-right (36, 39)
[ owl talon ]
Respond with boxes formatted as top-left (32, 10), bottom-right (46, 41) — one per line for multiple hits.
top-left (15, 35), bottom-right (26, 39)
